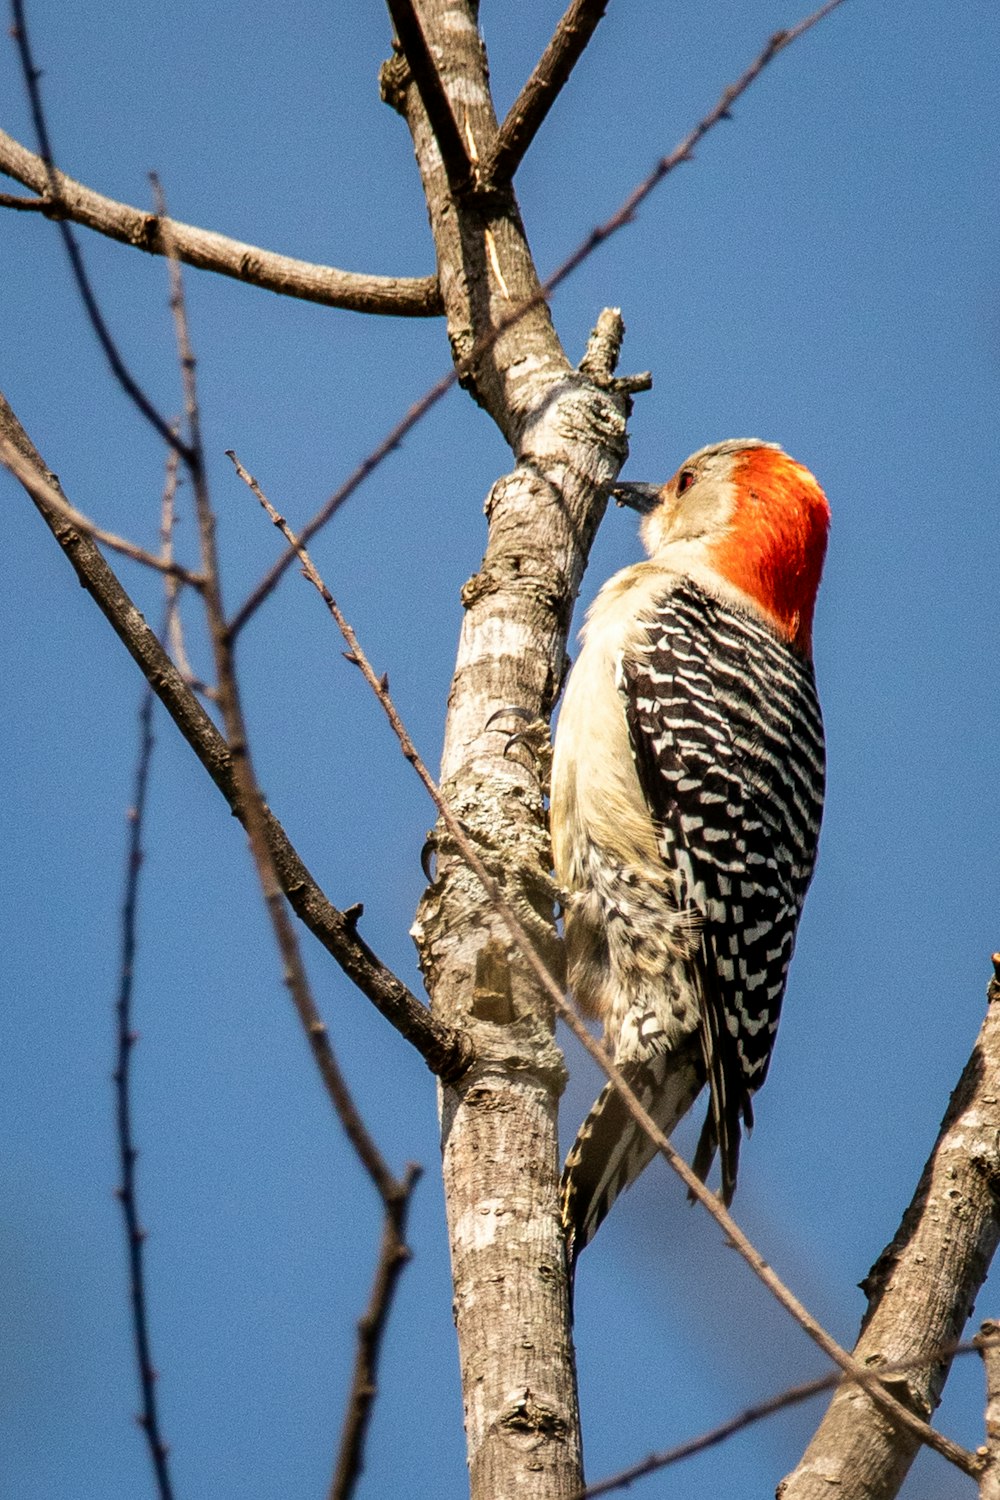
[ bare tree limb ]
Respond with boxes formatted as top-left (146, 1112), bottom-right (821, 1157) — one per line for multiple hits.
top-left (779, 958), bottom-right (1000, 1498)
top-left (0, 127), bottom-right (442, 316)
top-left (481, 0), bottom-right (612, 186)
top-left (0, 389), bottom-right (470, 1080)
top-left (157, 172), bottom-right (401, 1186)
top-left (227, 361), bottom-right (459, 638)
top-left (583, 1338), bottom-right (1000, 1499)
top-left (384, 0), bottom-right (473, 192)
top-left (0, 187), bottom-right (44, 209)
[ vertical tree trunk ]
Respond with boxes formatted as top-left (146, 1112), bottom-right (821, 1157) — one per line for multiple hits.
top-left (383, 9), bottom-right (639, 1492)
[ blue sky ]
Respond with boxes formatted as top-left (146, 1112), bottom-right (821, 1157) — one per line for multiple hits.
top-left (2, 3), bottom-right (999, 1497)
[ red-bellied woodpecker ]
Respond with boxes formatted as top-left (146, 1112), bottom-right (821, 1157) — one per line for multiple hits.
top-left (552, 439), bottom-right (830, 1262)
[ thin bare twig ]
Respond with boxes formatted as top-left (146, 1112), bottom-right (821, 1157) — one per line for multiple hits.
top-left (11, 1), bottom-right (189, 456)
top-left (0, 434), bottom-right (204, 585)
top-left (235, 461), bottom-right (978, 1481)
top-left (0, 188), bottom-right (43, 209)
top-left (158, 455), bottom-right (218, 700)
top-left (384, 0), bottom-right (472, 192)
top-left (113, 659), bottom-right (174, 1500)
top-left (481, 0), bottom-right (612, 185)
top-left (228, 0), bottom-right (846, 638)
top-left (0, 128), bottom-right (441, 316)
top-left (582, 1337), bottom-right (1000, 1498)
top-left (329, 1162), bottom-right (422, 1500)
top-left (155, 191), bottom-right (424, 1497)
top-left (153, 177), bottom-right (404, 1194)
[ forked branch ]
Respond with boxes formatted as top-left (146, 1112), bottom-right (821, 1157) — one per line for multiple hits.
top-left (482, 0), bottom-right (612, 185)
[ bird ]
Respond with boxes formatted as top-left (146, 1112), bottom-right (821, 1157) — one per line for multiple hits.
top-left (550, 438), bottom-right (830, 1264)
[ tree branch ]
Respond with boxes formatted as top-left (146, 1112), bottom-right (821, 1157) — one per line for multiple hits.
top-left (0, 390), bottom-right (470, 1081)
top-left (10, 0), bottom-right (188, 454)
top-left (0, 128), bottom-right (442, 316)
top-left (582, 1338), bottom-right (1000, 1499)
top-left (481, 0), bottom-right (612, 186)
top-left (154, 210), bottom-right (425, 1499)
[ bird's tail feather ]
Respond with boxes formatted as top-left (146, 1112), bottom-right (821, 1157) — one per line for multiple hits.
top-left (561, 1037), bottom-right (704, 1266)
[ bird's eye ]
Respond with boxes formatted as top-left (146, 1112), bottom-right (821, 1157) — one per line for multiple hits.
top-left (677, 469), bottom-right (696, 495)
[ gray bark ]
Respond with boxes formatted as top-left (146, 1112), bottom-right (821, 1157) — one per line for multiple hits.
top-left (385, 4), bottom-right (637, 1492)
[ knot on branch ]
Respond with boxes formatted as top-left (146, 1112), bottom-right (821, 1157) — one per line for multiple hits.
top-left (379, 51), bottom-right (411, 115)
top-left (497, 1388), bottom-right (570, 1450)
top-left (472, 937), bottom-right (516, 1023)
top-left (988, 951), bottom-right (1000, 1005)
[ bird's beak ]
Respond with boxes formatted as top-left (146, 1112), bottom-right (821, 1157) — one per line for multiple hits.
top-left (612, 482), bottom-right (663, 515)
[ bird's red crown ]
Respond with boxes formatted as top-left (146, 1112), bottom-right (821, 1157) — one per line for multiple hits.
top-left (707, 446), bottom-right (830, 656)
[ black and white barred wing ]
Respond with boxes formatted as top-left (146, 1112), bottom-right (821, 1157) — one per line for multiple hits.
top-left (622, 582), bottom-right (825, 1200)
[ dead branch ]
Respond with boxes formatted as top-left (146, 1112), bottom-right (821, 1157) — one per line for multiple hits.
top-left (0, 389), bottom-right (469, 1081)
top-left (11, 1), bottom-right (189, 452)
top-left (159, 194), bottom-right (426, 1498)
top-left (481, 0), bottom-right (612, 186)
top-left (583, 1338), bottom-right (1000, 1499)
top-left (0, 127), bottom-right (441, 316)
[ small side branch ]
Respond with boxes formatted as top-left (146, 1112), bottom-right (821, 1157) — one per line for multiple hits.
top-left (482, 0), bottom-right (612, 185)
top-left (10, 0), bottom-right (186, 454)
top-left (583, 1338), bottom-right (1000, 1499)
top-left (227, 363), bottom-right (460, 639)
top-left (0, 435), bottom-right (203, 585)
top-left (0, 128), bottom-right (441, 317)
top-left (159, 211), bottom-right (425, 1496)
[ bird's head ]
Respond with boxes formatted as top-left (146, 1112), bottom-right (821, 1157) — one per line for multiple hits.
top-left (615, 439), bottom-right (830, 656)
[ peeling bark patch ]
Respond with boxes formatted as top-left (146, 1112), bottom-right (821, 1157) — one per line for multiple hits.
top-left (498, 1388), bottom-right (569, 1450)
